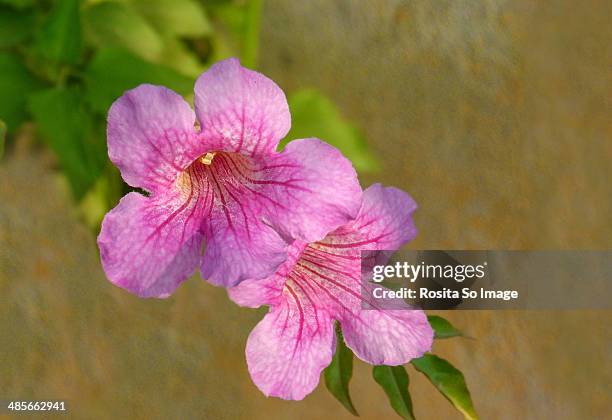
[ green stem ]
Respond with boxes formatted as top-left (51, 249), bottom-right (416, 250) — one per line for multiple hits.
top-left (242, 0), bottom-right (263, 69)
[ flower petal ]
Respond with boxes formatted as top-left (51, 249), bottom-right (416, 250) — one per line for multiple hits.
top-left (107, 84), bottom-right (204, 193)
top-left (233, 183), bottom-right (419, 329)
top-left (228, 241), bottom-right (307, 308)
top-left (328, 183), bottom-right (418, 251)
top-left (289, 182), bottom-right (429, 364)
top-left (200, 203), bottom-right (288, 287)
top-left (258, 138), bottom-right (362, 243)
top-left (246, 295), bottom-right (335, 400)
top-left (340, 309), bottom-right (433, 365)
top-left (98, 190), bottom-right (209, 298)
top-left (194, 58), bottom-right (290, 156)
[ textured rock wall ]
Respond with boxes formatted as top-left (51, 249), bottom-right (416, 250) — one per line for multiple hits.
top-left (258, 1), bottom-right (611, 418)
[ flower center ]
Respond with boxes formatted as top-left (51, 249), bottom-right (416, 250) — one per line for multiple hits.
top-left (199, 152), bottom-right (216, 165)
top-left (176, 151), bottom-right (259, 201)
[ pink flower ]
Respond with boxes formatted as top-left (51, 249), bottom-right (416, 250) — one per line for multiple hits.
top-left (229, 184), bottom-right (434, 400)
top-left (97, 58), bottom-right (362, 297)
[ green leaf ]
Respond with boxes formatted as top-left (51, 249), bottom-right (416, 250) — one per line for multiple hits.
top-left (160, 37), bottom-right (204, 78)
top-left (78, 163), bottom-right (122, 230)
top-left (28, 87), bottom-right (106, 199)
top-left (0, 119), bottom-right (6, 159)
top-left (36, 0), bottom-right (82, 65)
top-left (372, 365), bottom-right (415, 420)
top-left (82, 1), bottom-right (164, 62)
top-left (131, 0), bottom-right (212, 37)
top-left (0, 5), bottom-right (36, 48)
top-left (205, 1), bottom-right (250, 62)
top-left (208, 1), bottom-right (246, 36)
top-left (323, 326), bottom-right (358, 416)
top-left (0, 52), bottom-right (43, 132)
top-left (209, 32), bottom-right (239, 63)
top-left (84, 48), bottom-right (193, 114)
top-left (411, 354), bottom-right (479, 420)
top-left (0, 0), bottom-right (34, 9)
top-left (285, 89), bottom-right (380, 173)
top-left (428, 315), bottom-right (464, 339)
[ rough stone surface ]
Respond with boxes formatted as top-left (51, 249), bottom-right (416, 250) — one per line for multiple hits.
top-left (257, 1), bottom-right (611, 418)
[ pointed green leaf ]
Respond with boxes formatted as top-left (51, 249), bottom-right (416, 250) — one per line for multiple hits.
top-left (428, 315), bottom-right (464, 339)
top-left (36, 0), bottom-right (82, 64)
top-left (29, 87), bottom-right (106, 199)
top-left (411, 354), bottom-right (478, 420)
top-left (82, 1), bottom-right (164, 62)
top-left (0, 119), bottom-right (6, 159)
top-left (132, 0), bottom-right (212, 37)
top-left (324, 326), bottom-right (358, 416)
top-left (84, 48), bottom-right (193, 114)
top-left (285, 89), bottom-right (380, 173)
top-left (372, 365), bottom-right (415, 420)
top-left (0, 52), bottom-right (43, 132)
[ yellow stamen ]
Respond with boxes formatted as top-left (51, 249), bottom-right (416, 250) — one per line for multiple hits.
top-left (199, 152), bottom-right (216, 165)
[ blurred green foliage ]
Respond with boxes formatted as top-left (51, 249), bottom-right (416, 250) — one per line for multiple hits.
top-left (0, 4), bottom-right (36, 47)
top-left (84, 47), bottom-right (193, 114)
top-left (0, 51), bottom-right (42, 128)
top-left (36, 0), bottom-right (82, 65)
top-left (29, 86), bottom-right (106, 197)
top-left (0, 119), bottom-right (5, 158)
top-left (0, 0), bottom-right (378, 229)
top-left (286, 89), bottom-right (380, 173)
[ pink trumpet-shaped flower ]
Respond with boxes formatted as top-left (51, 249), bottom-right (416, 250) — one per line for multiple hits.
top-left (97, 58), bottom-right (362, 296)
top-left (229, 184), bottom-right (434, 400)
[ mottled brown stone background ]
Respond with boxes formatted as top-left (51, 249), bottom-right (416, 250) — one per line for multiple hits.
top-left (0, 0), bottom-right (610, 419)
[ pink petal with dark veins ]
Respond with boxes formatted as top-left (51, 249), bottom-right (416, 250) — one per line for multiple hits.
top-left (98, 178), bottom-right (211, 297)
top-left (194, 58), bottom-right (291, 157)
top-left (245, 290), bottom-right (335, 400)
top-left (107, 84), bottom-right (206, 193)
top-left (259, 138), bottom-right (363, 243)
